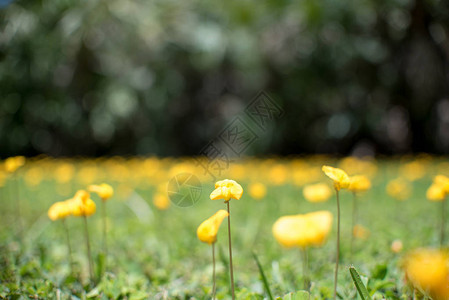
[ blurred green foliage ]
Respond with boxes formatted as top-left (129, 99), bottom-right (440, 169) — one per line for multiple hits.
top-left (0, 0), bottom-right (448, 157)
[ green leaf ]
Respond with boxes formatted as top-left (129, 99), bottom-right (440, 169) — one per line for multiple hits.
top-left (282, 291), bottom-right (310, 300)
top-left (86, 287), bottom-right (100, 298)
top-left (349, 266), bottom-right (372, 300)
top-left (252, 251), bottom-right (274, 300)
top-left (371, 264), bottom-right (387, 280)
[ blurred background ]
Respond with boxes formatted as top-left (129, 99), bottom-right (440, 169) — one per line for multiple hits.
top-left (0, 0), bottom-right (448, 158)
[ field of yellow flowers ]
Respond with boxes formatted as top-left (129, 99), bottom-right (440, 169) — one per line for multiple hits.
top-left (1, 155), bottom-right (449, 299)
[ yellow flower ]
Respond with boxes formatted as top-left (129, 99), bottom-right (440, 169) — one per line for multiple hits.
top-left (272, 210), bottom-right (333, 248)
top-left (153, 193), bottom-right (171, 210)
top-left (352, 224), bottom-right (370, 240)
top-left (306, 211), bottom-right (334, 246)
top-left (303, 183), bottom-right (332, 203)
top-left (70, 190), bottom-right (96, 217)
top-left (268, 164), bottom-right (288, 185)
top-left (197, 209), bottom-right (229, 244)
top-left (273, 215), bottom-right (307, 248)
top-left (229, 164), bottom-right (246, 181)
top-left (322, 166), bottom-right (350, 190)
top-left (4, 156), bottom-right (26, 173)
top-left (210, 179), bottom-right (243, 202)
top-left (293, 167), bottom-right (320, 186)
top-left (48, 201), bottom-right (72, 221)
top-left (348, 175), bottom-right (371, 193)
top-left (427, 183), bottom-right (446, 202)
top-left (249, 182), bottom-right (267, 200)
top-left (54, 163), bottom-right (75, 184)
top-left (403, 249), bottom-right (449, 300)
top-left (24, 167), bottom-right (44, 188)
top-left (76, 165), bottom-right (98, 185)
top-left (386, 178), bottom-right (411, 201)
top-left (434, 175), bottom-right (449, 194)
top-left (89, 183), bottom-right (114, 200)
top-left (391, 239), bottom-right (403, 253)
top-left (400, 160), bottom-right (428, 181)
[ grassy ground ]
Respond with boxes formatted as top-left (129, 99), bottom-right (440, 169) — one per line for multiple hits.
top-left (0, 156), bottom-right (444, 299)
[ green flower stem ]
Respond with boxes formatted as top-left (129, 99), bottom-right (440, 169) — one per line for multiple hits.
top-left (83, 215), bottom-right (95, 282)
top-left (333, 189), bottom-right (341, 300)
top-left (212, 243), bottom-right (216, 300)
top-left (226, 201), bottom-right (235, 300)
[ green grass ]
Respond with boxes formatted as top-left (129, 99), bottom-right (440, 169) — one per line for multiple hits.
top-left (0, 158), bottom-right (444, 299)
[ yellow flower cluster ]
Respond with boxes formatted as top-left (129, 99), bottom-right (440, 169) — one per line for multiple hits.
top-left (48, 190), bottom-right (96, 221)
top-left (272, 211), bottom-right (333, 248)
top-left (70, 190), bottom-right (96, 217)
top-left (197, 179), bottom-right (243, 245)
top-left (48, 183), bottom-right (114, 221)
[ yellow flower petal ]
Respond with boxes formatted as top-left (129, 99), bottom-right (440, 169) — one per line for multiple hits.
top-left (348, 175), bottom-right (371, 193)
top-left (197, 209), bottom-right (229, 244)
top-left (70, 190), bottom-right (96, 217)
top-left (272, 215), bottom-right (308, 248)
top-left (434, 175), bottom-right (449, 194)
top-left (303, 183), bottom-right (332, 203)
top-left (272, 210), bottom-right (333, 248)
top-left (305, 211), bottom-right (333, 246)
top-left (210, 187), bottom-right (227, 200)
top-left (48, 201), bottom-right (71, 221)
top-left (427, 183), bottom-right (446, 202)
top-left (89, 183), bottom-right (114, 200)
top-left (153, 193), bottom-right (170, 210)
top-left (322, 165), bottom-right (350, 190)
top-left (403, 248), bottom-right (449, 300)
top-left (249, 182), bottom-right (267, 200)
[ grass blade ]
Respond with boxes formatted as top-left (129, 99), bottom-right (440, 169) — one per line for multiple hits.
top-left (349, 266), bottom-right (372, 300)
top-left (252, 251), bottom-right (274, 300)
